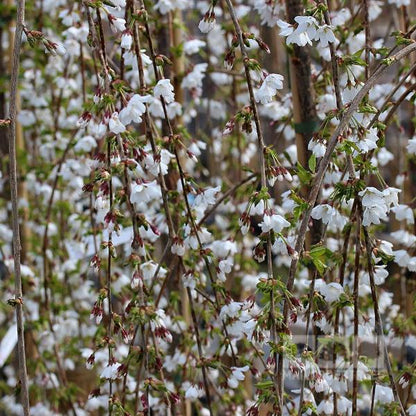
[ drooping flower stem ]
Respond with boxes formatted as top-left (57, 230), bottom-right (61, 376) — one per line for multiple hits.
top-left (8, 0), bottom-right (30, 413)
top-left (362, 212), bottom-right (406, 416)
top-left (223, 0), bottom-right (281, 407)
top-left (352, 213), bottom-right (361, 415)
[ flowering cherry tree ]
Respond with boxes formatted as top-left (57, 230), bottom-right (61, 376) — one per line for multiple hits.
top-left (2, 0), bottom-right (416, 415)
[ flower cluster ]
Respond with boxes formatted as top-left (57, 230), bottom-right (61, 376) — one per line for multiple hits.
top-left (277, 16), bottom-right (336, 48)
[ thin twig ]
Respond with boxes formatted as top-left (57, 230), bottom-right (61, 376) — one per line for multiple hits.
top-left (197, 173), bottom-right (257, 227)
top-left (8, 0), bottom-right (30, 413)
top-left (352, 213), bottom-right (361, 415)
top-left (223, 0), bottom-right (281, 405)
top-left (186, 287), bottom-right (214, 416)
top-left (362, 213), bottom-right (406, 416)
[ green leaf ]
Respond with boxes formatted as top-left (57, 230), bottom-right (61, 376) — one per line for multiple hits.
top-left (308, 154), bottom-right (316, 173)
top-left (296, 162), bottom-right (313, 185)
top-left (255, 380), bottom-right (275, 389)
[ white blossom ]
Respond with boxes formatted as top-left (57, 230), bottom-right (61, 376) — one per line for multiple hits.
top-left (311, 204), bottom-right (347, 230)
top-left (392, 204), bottom-right (414, 224)
top-left (198, 12), bottom-right (216, 33)
top-left (314, 25), bottom-right (336, 48)
top-left (130, 180), bottom-right (162, 205)
top-left (183, 39), bottom-right (206, 55)
top-left (259, 213), bottom-right (290, 234)
top-left (121, 32), bottom-right (133, 50)
top-left (109, 112), bottom-right (126, 134)
top-left (119, 94), bottom-right (149, 125)
top-left (171, 241), bottom-right (185, 256)
top-left (345, 361), bottom-right (370, 381)
top-left (185, 385), bottom-right (201, 400)
top-left (308, 139), bottom-right (326, 158)
top-left (74, 135), bottom-right (97, 152)
top-left (193, 186), bottom-right (220, 210)
top-left (407, 137), bottom-right (416, 154)
top-left (316, 280), bottom-right (344, 303)
top-left (109, 16), bottom-right (126, 33)
top-left (154, 79), bottom-right (175, 103)
top-left (254, 73), bottom-right (284, 104)
top-left (228, 366), bottom-right (249, 389)
top-left (100, 362), bottom-right (121, 380)
top-left (181, 63), bottom-right (208, 95)
top-left (374, 384), bottom-right (394, 404)
top-left (388, 0), bottom-right (410, 6)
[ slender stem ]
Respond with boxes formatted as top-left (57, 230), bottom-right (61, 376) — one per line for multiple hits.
top-left (363, 0), bottom-right (370, 80)
top-left (197, 173), bottom-right (257, 227)
top-left (223, 0), bottom-right (280, 404)
top-left (8, 0), bottom-right (30, 413)
top-left (107, 138), bottom-right (114, 416)
top-left (362, 214), bottom-right (405, 416)
top-left (186, 287), bottom-right (213, 416)
top-left (368, 60), bottom-right (416, 129)
top-left (297, 271), bottom-right (317, 416)
top-left (352, 214), bottom-right (361, 415)
top-left (332, 202), bottom-right (355, 416)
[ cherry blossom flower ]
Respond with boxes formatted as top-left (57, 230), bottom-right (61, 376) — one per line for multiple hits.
top-left (314, 25), bottom-right (336, 48)
top-left (182, 63), bottom-right (208, 89)
top-left (311, 204), bottom-right (347, 230)
top-left (108, 16), bottom-right (126, 33)
top-left (185, 385), bottom-right (201, 400)
top-left (316, 280), bottom-right (344, 303)
top-left (254, 0), bottom-right (282, 26)
top-left (317, 399), bottom-right (333, 414)
top-left (74, 135), bottom-right (97, 153)
top-left (121, 31), bottom-right (133, 50)
top-left (361, 265), bottom-right (389, 286)
top-left (388, 0), bottom-right (410, 6)
top-left (193, 186), bottom-right (221, 210)
top-left (254, 73), bottom-right (284, 104)
top-left (228, 366), bottom-right (250, 388)
top-left (331, 8), bottom-right (352, 26)
top-left (183, 39), bottom-right (206, 55)
top-left (171, 239), bottom-right (186, 256)
top-left (130, 180), bottom-right (162, 205)
top-left (358, 186), bottom-right (400, 226)
top-left (277, 16), bottom-right (323, 47)
top-left (392, 204), bottom-right (414, 224)
top-left (345, 361), bottom-right (370, 381)
top-left (407, 137), bottom-right (416, 154)
top-left (198, 11), bottom-right (216, 33)
top-left (374, 384), bottom-right (394, 404)
top-left (154, 79), bottom-right (175, 103)
top-left (155, 0), bottom-right (190, 14)
top-left (100, 362), bottom-right (122, 380)
top-left (218, 258), bottom-right (233, 282)
top-left (109, 112), bottom-right (126, 134)
top-left (308, 139), bottom-right (327, 158)
top-left (259, 213), bottom-right (290, 234)
top-left (119, 94), bottom-right (149, 125)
